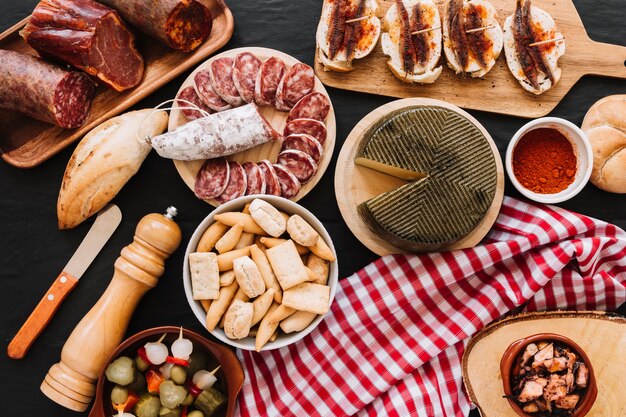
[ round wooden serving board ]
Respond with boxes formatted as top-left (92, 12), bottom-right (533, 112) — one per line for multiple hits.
top-left (170, 47), bottom-right (336, 207)
top-left (334, 98), bottom-right (504, 256)
top-left (462, 311), bottom-right (626, 417)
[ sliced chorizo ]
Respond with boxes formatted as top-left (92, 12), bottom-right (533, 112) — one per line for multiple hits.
top-left (257, 160), bottom-right (282, 196)
top-left (273, 164), bottom-right (302, 199)
top-left (216, 161), bottom-right (247, 204)
top-left (255, 57), bottom-right (286, 107)
top-left (277, 149), bottom-right (318, 184)
top-left (281, 134), bottom-right (324, 164)
top-left (194, 70), bottom-right (232, 112)
top-left (275, 63), bottom-right (315, 111)
top-left (194, 157), bottom-right (230, 200)
top-left (242, 161), bottom-right (266, 195)
top-left (209, 57), bottom-right (243, 107)
top-left (287, 92), bottom-right (331, 122)
top-left (232, 52), bottom-right (262, 104)
top-left (176, 86), bottom-right (212, 121)
top-left (283, 118), bottom-right (328, 146)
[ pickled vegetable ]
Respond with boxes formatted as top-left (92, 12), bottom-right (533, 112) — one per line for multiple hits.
top-left (105, 357), bottom-right (136, 386)
top-left (170, 365), bottom-right (187, 385)
top-left (134, 394), bottom-right (161, 417)
top-left (136, 355), bottom-right (150, 372)
top-left (187, 411), bottom-right (204, 417)
top-left (181, 393), bottom-right (194, 407)
top-left (159, 381), bottom-right (188, 409)
top-left (193, 387), bottom-right (226, 417)
top-left (171, 327), bottom-right (193, 360)
top-left (158, 407), bottom-right (181, 417)
top-left (111, 385), bottom-right (129, 404)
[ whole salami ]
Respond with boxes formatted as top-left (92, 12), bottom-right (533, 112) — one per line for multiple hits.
top-left (255, 57), bottom-right (286, 106)
top-left (21, 0), bottom-right (144, 92)
top-left (194, 157), bottom-right (230, 200)
top-left (257, 160), bottom-right (282, 196)
top-left (97, 0), bottom-right (212, 52)
top-left (283, 118), bottom-right (328, 146)
top-left (242, 161), bottom-right (266, 195)
top-left (287, 92), bottom-right (331, 122)
top-left (194, 70), bottom-right (231, 112)
top-left (232, 52), bottom-right (262, 104)
top-left (209, 57), bottom-right (243, 107)
top-left (281, 134), bottom-right (324, 164)
top-left (273, 164), bottom-right (302, 199)
top-left (147, 103), bottom-right (280, 160)
top-left (216, 161), bottom-right (247, 204)
top-left (176, 86), bottom-right (212, 121)
top-left (0, 50), bottom-right (95, 129)
top-left (277, 149), bottom-right (318, 184)
top-left (275, 63), bottom-right (315, 111)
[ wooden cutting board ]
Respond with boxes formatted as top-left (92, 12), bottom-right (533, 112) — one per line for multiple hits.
top-left (463, 311), bottom-right (626, 417)
top-left (314, 0), bottom-right (626, 119)
top-left (0, 0), bottom-right (234, 169)
top-left (171, 47), bottom-right (336, 207)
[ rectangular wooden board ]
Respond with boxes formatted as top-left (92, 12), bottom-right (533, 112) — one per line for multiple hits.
top-left (0, 0), bottom-right (234, 168)
top-left (314, 0), bottom-right (626, 119)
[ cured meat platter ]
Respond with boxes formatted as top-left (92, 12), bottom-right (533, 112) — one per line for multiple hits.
top-left (170, 47), bottom-right (337, 206)
top-left (0, 0), bottom-right (234, 168)
top-left (463, 311), bottom-right (626, 416)
top-left (334, 98), bottom-right (504, 255)
top-left (314, 0), bottom-right (626, 118)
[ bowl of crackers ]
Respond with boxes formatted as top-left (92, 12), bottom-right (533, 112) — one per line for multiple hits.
top-left (183, 195), bottom-right (338, 351)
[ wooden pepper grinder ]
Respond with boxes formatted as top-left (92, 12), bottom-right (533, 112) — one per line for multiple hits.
top-left (40, 207), bottom-right (182, 412)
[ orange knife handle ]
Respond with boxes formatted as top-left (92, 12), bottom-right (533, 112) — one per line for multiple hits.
top-left (7, 271), bottom-right (79, 359)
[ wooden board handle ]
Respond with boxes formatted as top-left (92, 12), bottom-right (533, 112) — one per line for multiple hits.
top-left (7, 272), bottom-right (78, 359)
top-left (585, 41), bottom-right (626, 79)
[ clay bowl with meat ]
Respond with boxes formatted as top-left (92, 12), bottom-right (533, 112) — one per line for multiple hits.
top-left (500, 333), bottom-right (597, 417)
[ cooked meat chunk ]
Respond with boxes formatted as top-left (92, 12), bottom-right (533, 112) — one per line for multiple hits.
top-left (543, 374), bottom-right (567, 402)
top-left (518, 380), bottom-right (545, 403)
top-left (575, 363), bottom-right (589, 388)
top-left (555, 394), bottom-right (580, 410)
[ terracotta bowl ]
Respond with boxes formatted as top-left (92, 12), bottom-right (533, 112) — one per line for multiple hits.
top-left (500, 333), bottom-right (597, 417)
top-left (88, 326), bottom-right (244, 417)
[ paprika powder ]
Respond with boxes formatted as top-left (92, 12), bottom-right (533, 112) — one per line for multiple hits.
top-left (512, 128), bottom-right (577, 194)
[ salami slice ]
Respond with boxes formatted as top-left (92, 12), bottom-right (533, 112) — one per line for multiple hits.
top-left (257, 160), bottom-right (281, 196)
top-left (209, 57), bottom-right (243, 107)
top-left (254, 57), bottom-right (286, 107)
top-left (275, 63), bottom-right (315, 111)
top-left (242, 161), bottom-right (266, 195)
top-left (0, 50), bottom-right (94, 128)
top-left (273, 164), bottom-right (302, 199)
top-left (283, 118), bottom-right (328, 146)
top-left (216, 161), bottom-right (247, 204)
top-left (194, 157), bottom-right (230, 200)
top-left (177, 86), bottom-right (212, 121)
top-left (194, 70), bottom-right (231, 112)
top-left (287, 92), bottom-right (331, 122)
top-left (232, 52), bottom-right (262, 103)
top-left (277, 149), bottom-right (318, 184)
top-left (281, 134), bottom-right (324, 164)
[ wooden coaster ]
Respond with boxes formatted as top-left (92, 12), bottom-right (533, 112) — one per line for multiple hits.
top-left (170, 47), bottom-right (336, 207)
top-left (334, 98), bottom-right (504, 256)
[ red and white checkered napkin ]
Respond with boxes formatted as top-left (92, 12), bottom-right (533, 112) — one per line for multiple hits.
top-left (236, 196), bottom-right (626, 417)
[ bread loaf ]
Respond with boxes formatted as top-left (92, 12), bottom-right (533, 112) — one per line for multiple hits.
top-left (581, 95), bottom-right (626, 194)
top-left (57, 109), bottom-right (168, 229)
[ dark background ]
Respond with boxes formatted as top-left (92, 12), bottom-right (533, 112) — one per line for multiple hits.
top-left (0, 0), bottom-right (624, 416)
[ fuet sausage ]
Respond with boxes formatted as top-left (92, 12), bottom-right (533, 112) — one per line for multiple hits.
top-left (21, 0), bottom-right (144, 92)
top-left (147, 103), bottom-right (280, 160)
top-left (0, 50), bottom-right (95, 129)
top-left (97, 0), bottom-right (212, 52)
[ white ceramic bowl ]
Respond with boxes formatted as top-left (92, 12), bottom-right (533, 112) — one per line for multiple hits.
top-left (505, 117), bottom-right (593, 204)
top-left (183, 195), bottom-right (338, 351)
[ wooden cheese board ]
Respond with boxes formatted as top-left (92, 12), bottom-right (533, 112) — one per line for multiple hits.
top-left (0, 0), bottom-right (234, 169)
top-left (334, 98), bottom-right (504, 256)
top-left (463, 310), bottom-right (626, 417)
top-left (171, 47), bottom-right (337, 207)
top-left (314, 0), bottom-right (626, 119)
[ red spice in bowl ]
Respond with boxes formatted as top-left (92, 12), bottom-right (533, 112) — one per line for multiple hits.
top-left (512, 128), bottom-right (577, 194)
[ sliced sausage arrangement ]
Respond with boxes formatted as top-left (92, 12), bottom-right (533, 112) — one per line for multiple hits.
top-left (176, 51), bottom-right (331, 205)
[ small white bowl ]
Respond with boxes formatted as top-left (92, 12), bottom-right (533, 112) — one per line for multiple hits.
top-left (505, 117), bottom-right (593, 204)
top-left (183, 195), bottom-right (338, 351)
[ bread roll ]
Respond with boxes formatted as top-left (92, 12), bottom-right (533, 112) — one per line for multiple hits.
top-left (581, 95), bottom-right (626, 193)
top-left (57, 109), bottom-right (168, 229)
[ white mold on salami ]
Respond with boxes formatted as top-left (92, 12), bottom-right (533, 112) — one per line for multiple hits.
top-left (287, 92), bottom-right (331, 122)
top-left (273, 164), bottom-right (302, 199)
top-left (257, 160), bottom-right (282, 196)
top-left (281, 133), bottom-right (324, 164)
top-left (242, 161), bottom-right (266, 195)
top-left (216, 161), bottom-right (247, 204)
top-left (283, 118), bottom-right (328, 146)
top-left (194, 69), bottom-right (232, 112)
top-left (275, 63), bottom-right (315, 112)
top-left (254, 56), bottom-right (286, 107)
top-left (232, 52), bottom-right (262, 104)
top-left (195, 157), bottom-right (230, 200)
top-left (277, 149), bottom-right (318, 184)
top-left (209, 57), bottom-right (244, 107)
top-left (177, 86), bottom-right (213, 121)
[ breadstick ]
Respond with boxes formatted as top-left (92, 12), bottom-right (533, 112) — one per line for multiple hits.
top-left (200, 299), bottom-right (211, 313)
top-left (234, 232), bottom-right (255, 250)
top-left (260, 237), bottom-right (309, 255)
top-left (307, 254), bottom-right (329, 285)
top-left (251, 288), bottom-right (275, 326)
top-left (250, 244), bottom-right (282, 303)
top-left (233, 256), bottom-right (266, 298)
top-left (309, 237), bottom-right (336, 262)
top-left (269, 331), bottom-right (278, 342)
top-left (280, 310), bottom-right (317, 333)
top-left (197, 221), bottom-right (229, 252)
top-left (215, 223), bottom-right (244, 254)
top-left (255, 304), bottom-right (295, 351)
top-left (205, 281), bottom-right (238, 331)
top-left (287, 215), bottom-right (319, 247)
top-left (219, 286), bottom-right (250, 328)
top-left (242, 202), bottom-right (252, 214)
top-left (249, 199), bottom-right (286, 237)
top-left (219, 270), bottom-right (236, 286)
top-left (216, 245), bottom-right (253, 271)
top-left (214, 212), bottom-right (265, 234)
top-left (254, 235), bottom-right (267, 251)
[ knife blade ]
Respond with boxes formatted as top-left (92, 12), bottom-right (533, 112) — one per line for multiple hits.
top-left (7, 204), bottom-right (122, 359)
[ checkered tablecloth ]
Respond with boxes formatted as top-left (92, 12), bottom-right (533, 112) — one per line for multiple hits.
top-left (236, 197), bottom-right (626, 416)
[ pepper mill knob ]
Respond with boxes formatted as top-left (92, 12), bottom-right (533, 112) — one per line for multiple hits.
top-left (40, 208), bottom-right (181, 411)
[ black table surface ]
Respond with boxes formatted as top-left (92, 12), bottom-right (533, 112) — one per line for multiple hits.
top-left (1, 0), bottom-right (624, 416)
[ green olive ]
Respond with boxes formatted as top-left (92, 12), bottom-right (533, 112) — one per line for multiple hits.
top-left (136, 355), bottom-right (150, 372)
top-left (110, 385), bottom-right (128, 404)
top-left (170, 365), bottom-right (187, 385)
top-left (187, 411), bottom-right (204, 417)
top-left (181, 392), bottom-right (194, 407)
